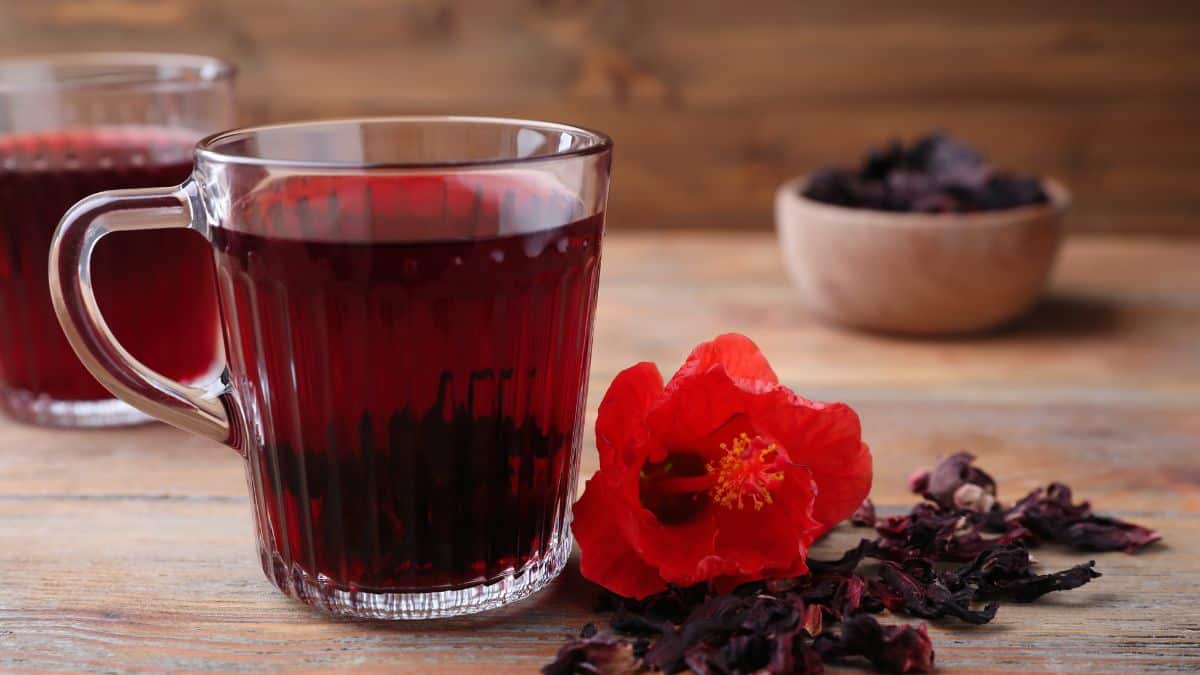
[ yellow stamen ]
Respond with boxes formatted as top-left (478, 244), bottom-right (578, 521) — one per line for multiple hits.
top-left (706, 432), bottom-right (785, 510)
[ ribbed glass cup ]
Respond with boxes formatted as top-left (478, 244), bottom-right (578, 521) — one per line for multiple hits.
top-left (49, 117), bottom-right (612, 618)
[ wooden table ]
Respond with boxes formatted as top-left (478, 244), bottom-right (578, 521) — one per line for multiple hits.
top-left (2, 233), bottom-right (1198, 673)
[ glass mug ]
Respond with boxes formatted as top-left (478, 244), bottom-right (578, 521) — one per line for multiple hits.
top-left (50, 116), bottom-right (612, 619)
top-left (0, 53), bottom-right (233, 427)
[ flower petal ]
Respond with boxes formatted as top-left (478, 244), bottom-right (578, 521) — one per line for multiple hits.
top-left (667, 333), bottom-right (779, 390)
top-left (634, 504), bottom-right (723, 588)
top-left (572, 472), bottom-right (668, 599)
top-left (596, 362), bottom-right (665, 472)
top-left (748, 389), bottom-right (873, 534)
top-left (647, 366), bottom-right (752, 455)
top-left (711, 462), bottom-right (820, 580)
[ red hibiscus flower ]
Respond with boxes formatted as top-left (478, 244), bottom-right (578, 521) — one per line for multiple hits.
top-left (572, 334), bottom-right (873, 599)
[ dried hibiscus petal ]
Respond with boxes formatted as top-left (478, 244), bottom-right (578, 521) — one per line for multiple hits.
top-left (1008, 483), bottom-right (1161, 553)
top-left (1061, 518), bottom-right (1161, 553)
top-left (598, 584), bottom-right (709, 629)
top-left (542, 625), bottom-right (645, 675)
top-left (771, 628), bottom-right (826, 674)
top-left (647, 593), bottom-right (834, 674)
top-left (877, 560), bottom-right (1000, 625)
top-left (642, 595), bottom-right (750, 672)
top-left (851, 498), bottom-right (877, 527)
top-left (813, 614), bottom-right (935, 673)
top-left (948, 544), bottom-right (1102, 603)
top-left (610, 606), bottom-right (669, 637)
top-left (684, 634), bottom-right (771, 675)
top-left (873, 503), bottom-right (1020, 562)
top-left (910, 452), bottom-right (997, 511)
top-left (990, 560), bottom-right (1101, 603)
top-left (802, 603), bottom-right (824, 637)
top-left (830, 574), bottom-right (872, 619)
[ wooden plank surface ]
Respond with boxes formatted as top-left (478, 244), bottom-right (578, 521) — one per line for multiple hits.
top-left (1, 0), bottom-right (1198, 235)
top-left (2, 233), bottom-right (1199, 672)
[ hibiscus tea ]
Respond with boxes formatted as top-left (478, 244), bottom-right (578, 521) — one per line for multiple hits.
top-left (211, 173), bottom-right (603, 604)
top-left (0, 128), bottom-right (220, 423)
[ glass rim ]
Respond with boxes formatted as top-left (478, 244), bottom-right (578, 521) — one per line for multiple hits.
top-left (0, 52), bottom-right (235, 94)
top-left (194, 115), bottom-right (614, 171)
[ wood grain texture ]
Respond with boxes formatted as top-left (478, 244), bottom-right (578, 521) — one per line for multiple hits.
top-left (0, 0), bottom-right (1197, 234)
top-left (1, 233), bottom-right (1198, 672)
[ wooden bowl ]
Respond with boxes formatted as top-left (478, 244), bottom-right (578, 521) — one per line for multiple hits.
top-left (774, 176), bottom-right (1071, 335)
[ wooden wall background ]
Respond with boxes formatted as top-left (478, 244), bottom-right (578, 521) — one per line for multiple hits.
top-left (2, 0), bottom-right (1197, 234)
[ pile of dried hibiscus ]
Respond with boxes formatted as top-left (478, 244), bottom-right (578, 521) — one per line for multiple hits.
top-left (545, 452), bottom-right (1160, 674)
top-left (802, 132), bottom-right (1049, 213)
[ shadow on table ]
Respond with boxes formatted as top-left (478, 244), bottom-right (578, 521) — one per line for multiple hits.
top-left (1001, 294), bottom-right (1122, 339)
top-left (870, 294), bottom-right (1123, 343)
top-left (815, 294), bottom-right (1123, 343)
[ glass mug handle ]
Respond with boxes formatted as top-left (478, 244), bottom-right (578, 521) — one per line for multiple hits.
top-left (49, 179), bottom-right (236, 447)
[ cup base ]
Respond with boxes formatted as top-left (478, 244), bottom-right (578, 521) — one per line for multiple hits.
top-left (259, 531), bottom-right (573, 620)
top-left (0, 387), bottom-right (153, 428)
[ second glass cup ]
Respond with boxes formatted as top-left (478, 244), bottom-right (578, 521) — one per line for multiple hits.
top-left (50, 116), bottom-right (612, 618)
top-left (0, 53), bottom-right (234, 427)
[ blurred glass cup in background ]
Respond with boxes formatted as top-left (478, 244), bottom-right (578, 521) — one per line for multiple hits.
top-left (0, 53), bottom-right (234, 427)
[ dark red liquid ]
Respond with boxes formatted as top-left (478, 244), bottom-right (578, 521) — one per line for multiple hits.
top-left (0, 129), bottom-right (220, 405)
top-left (213, 174), bottom-right (603, 592)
